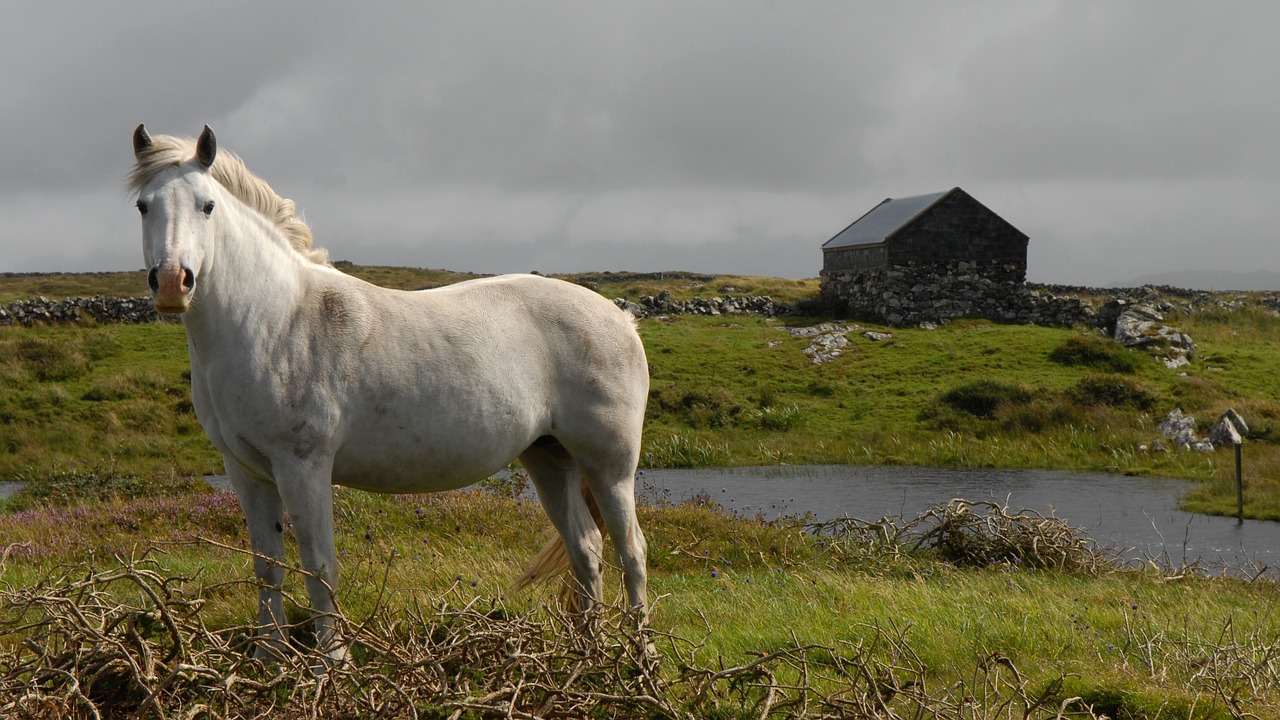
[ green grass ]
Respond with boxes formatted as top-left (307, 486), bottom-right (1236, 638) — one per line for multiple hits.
top-left (0, 322), bottom-right (220, 480)
top-left (5, 268), bottom-right (1280, 520)
top-left (0, 270), bottom-right (150, 304)
top-left (574, 271), bottom-right (820, 303)
top-left (2, 484), bottom-right (1277, 717)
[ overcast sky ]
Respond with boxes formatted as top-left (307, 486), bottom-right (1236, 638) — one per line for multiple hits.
top-left (2, 2), bottom-right (1277, 286)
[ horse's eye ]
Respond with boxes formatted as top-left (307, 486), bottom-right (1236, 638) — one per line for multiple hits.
top-left (202, 200), bottom-right (216, 216)
top-left (136, 200), bottom-right (148, 215)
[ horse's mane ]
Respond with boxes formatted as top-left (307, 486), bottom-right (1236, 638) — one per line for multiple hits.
top-left (128, 134), bottom-right (329, 265)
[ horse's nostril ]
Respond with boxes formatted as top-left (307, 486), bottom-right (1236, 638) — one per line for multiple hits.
top-left (182, 267), bottom-right (195, 290)
top-left (148, 268), bottom-right (160, 292)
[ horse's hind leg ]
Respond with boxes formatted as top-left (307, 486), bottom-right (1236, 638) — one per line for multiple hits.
top-left (577, 449), bottom-right (648, 618)
top-left (520, 441), bottom-right (605, 611)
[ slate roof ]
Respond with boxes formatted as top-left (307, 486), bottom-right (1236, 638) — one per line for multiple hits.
top-left (822, 189), bottom-right (952, 250)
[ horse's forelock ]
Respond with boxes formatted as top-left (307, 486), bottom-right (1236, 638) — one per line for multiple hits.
top-left (128, 133), bottom-right (192, 194)
top-left (128, 132), bottom-right (327, 265)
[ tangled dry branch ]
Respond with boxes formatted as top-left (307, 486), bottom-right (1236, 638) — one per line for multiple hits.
top-left (0, 545), bottom-right (1124, 719)
top-left (805, 498), bottom-right (1115, 573)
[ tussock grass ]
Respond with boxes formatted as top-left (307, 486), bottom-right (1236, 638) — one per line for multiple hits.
top-left (1049, 334), bottom-right (1146, 374)
top-left (936, 379), bottom-right (1034, 419)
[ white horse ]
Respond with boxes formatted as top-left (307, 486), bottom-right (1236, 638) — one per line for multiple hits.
top-left (129, 125), bottom-right (649, 661)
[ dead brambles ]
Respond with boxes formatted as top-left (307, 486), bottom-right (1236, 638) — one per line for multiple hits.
top-left (0, 547), bottom-right (1124, 720)
top-left (805, 499), bottom-right (1115, 573)
top-left (1, 503), bottom-right (1277, 718)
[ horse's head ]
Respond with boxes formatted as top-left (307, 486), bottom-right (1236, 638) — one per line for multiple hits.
top-left (131, 124), bottom-right (221, 314)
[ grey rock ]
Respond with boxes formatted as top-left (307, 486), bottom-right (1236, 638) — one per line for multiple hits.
top-left (786, 323), bottom-right (859, 364)
top-left (1113, 304), bottom-right (1195, 366)
top-left (1157, 408), bottom-right (1200, 449)
top-left (1209, 408), bottom-right (1248, 446)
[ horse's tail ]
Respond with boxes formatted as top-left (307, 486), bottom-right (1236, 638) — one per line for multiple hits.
top-left (514, 478), bottom-right (606, 612)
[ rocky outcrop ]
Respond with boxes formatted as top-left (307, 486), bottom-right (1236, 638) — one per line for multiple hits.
top-left (1105, 300), bottom-right (1196, 368)
top-left (1155, 408), bottom-right (1213, 452)
top-left (786, 323), bottom-right (861, 364)
top-left (0, 296), bottom-right (166, 326)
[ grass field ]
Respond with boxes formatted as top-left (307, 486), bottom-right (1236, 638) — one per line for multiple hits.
top-left (3, 267), bottom-right (1280, 717)
top-left (4, 266), bottom-right (1280, 520)
top-left (2, 482), bottom-right (1277, 717)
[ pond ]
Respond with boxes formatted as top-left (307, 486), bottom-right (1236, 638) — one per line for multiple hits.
top-left (635, 465), bottom-right (1280, 576)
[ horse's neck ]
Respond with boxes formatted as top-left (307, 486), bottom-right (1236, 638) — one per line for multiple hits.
top-left (182, 202), bottom-right (313, 356)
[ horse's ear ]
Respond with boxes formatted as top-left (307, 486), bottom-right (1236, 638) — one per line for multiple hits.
top-left (196, 125), bottom-right (217, 169)
top-left (133, 124), bottom-right (152, 156)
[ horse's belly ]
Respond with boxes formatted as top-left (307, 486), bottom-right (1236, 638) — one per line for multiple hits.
top-left (329, 425), bottom-right (525, 494)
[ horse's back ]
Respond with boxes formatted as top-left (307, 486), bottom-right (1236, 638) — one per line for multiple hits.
top-left (414, 273), bottom-right (645, 377)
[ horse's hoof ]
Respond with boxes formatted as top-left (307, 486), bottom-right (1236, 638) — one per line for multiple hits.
top-left (311, 643), bottom-right (352, 675)
top-left (251, 637), bottom-right (290, 663)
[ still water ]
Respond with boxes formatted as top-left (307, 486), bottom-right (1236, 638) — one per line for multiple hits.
top-left (636, 465), bottom-right (1280, 575)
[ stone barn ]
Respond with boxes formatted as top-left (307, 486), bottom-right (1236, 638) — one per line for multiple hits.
top-left (821, 187), bottom-right (1028, 276)
top-left (818, 188), bottom-right (1075, 326)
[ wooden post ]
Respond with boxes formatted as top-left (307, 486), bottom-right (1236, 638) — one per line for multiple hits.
top-left (1236, 442), bottom-right (1244, 524)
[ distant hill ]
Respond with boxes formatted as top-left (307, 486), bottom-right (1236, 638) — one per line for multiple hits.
top-left (1118, 269), bottom-right (1280, 291)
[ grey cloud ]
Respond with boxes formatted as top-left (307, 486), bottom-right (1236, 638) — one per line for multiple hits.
top-left (937, 3), bottom-right (1280, 184)
top-left (1, 2), bottom-right (1277, 285)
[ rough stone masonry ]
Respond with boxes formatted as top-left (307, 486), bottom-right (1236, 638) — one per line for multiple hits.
top-left (819, 260), bottom-right (1095, 328)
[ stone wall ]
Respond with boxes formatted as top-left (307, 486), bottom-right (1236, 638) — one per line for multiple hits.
top-left (1, 291), bottom-right (787, 327)
top-left (615, 290), bottom-right (789, 318)
top-left (9, 281), bottom-right (1264, 330)
top-left (820, 260), bottom-right (1096, 327)
top-left (0, 296), bottom-right (165, 326)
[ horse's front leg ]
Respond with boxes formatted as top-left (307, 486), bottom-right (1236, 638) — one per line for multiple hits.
top-left (272, 455), bottom-right (348, 666)
top-left (225, 460), bottom-right (289, 660)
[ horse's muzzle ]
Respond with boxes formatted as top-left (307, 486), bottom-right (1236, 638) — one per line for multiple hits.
top-left (149, 264), bottom-right (195, 313)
